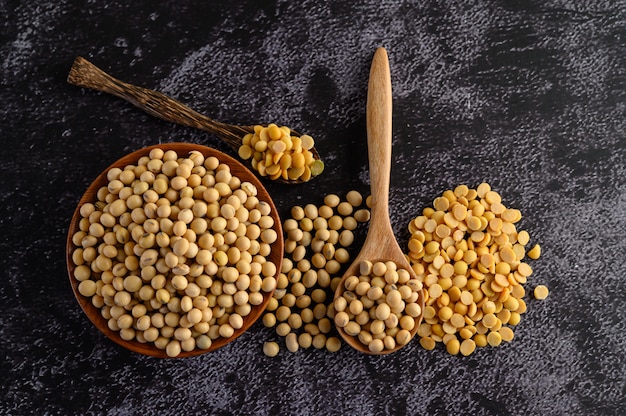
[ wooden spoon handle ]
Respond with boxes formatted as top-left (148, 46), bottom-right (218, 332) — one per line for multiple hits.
top-left (67, 56), bottom-right (248, 146)
top-left (364, 47), bottom-right (394, 241)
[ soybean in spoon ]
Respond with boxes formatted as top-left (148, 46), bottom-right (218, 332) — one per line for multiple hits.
top-left (67, 56), bottom-right (323, 184)
top-left (333, 48), bottom-right (425, 354)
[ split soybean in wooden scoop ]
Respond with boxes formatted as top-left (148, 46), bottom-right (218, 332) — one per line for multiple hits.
top-left (67, 56), bottom-right (323, 184)
top-left (333, 48), bottom-right (425, 354)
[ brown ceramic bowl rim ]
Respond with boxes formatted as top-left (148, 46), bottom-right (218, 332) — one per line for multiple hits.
top-left (66, 143), bottom-right (284, 358)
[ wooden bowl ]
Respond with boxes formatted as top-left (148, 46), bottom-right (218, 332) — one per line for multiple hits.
top-left (66, 143), bottom-right (284, 358)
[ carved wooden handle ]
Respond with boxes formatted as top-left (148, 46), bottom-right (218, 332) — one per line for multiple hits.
top-left (67, 56), bottom-right (248, 145)
top-left (365, 47), bottom-right (394, 241)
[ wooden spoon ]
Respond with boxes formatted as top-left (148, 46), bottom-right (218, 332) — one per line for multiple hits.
top-left (333, 48), bottom-right (424, 354)
top-left (66, 143), bottom-right (284, 357)
top-left (67, 56), bottom-right (322, 185)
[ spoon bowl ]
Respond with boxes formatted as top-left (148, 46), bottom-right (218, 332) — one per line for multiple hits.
top-left (67, 56), bottom-right (322, 184)
top-left (66, 143), bottom-right (284, 357)
top-left (334, 48), bottom-right (425, 354)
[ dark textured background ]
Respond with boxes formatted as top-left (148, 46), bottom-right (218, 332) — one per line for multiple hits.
top-left (2, 1), bottom-right (625, 415)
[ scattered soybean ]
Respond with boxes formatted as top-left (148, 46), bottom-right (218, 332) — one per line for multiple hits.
top-left (262, 190), bottom-right (370, 355)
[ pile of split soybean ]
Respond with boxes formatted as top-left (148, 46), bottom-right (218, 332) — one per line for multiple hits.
top-left (263, 183), bottom-right (548, 357)
top-left (238, 124), bottom-right (324, 182)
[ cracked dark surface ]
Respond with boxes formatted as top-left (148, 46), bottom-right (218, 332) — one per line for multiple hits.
top-left (2, 1), bottom-right (625, 415)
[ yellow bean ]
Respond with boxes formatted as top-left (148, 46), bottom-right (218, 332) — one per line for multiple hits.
top-left (533, 285), bottom-right (549, 300)
top-left (409, 183), bottom-right (545, 355)
top-left (263, 341), bottom-right (280, 357)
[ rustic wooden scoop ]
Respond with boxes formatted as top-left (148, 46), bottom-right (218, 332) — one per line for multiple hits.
top-left (67, 56), bottom-right (321, 185)
top-left (333, 48), bottom-right (425, 354)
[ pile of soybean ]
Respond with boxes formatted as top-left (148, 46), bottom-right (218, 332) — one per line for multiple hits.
top-left (70, 148), bottom-right (280, 357)
top-left (264, 183), bottom-right (548, 356)
top-left (334, 260), bottom-right (423, 353)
